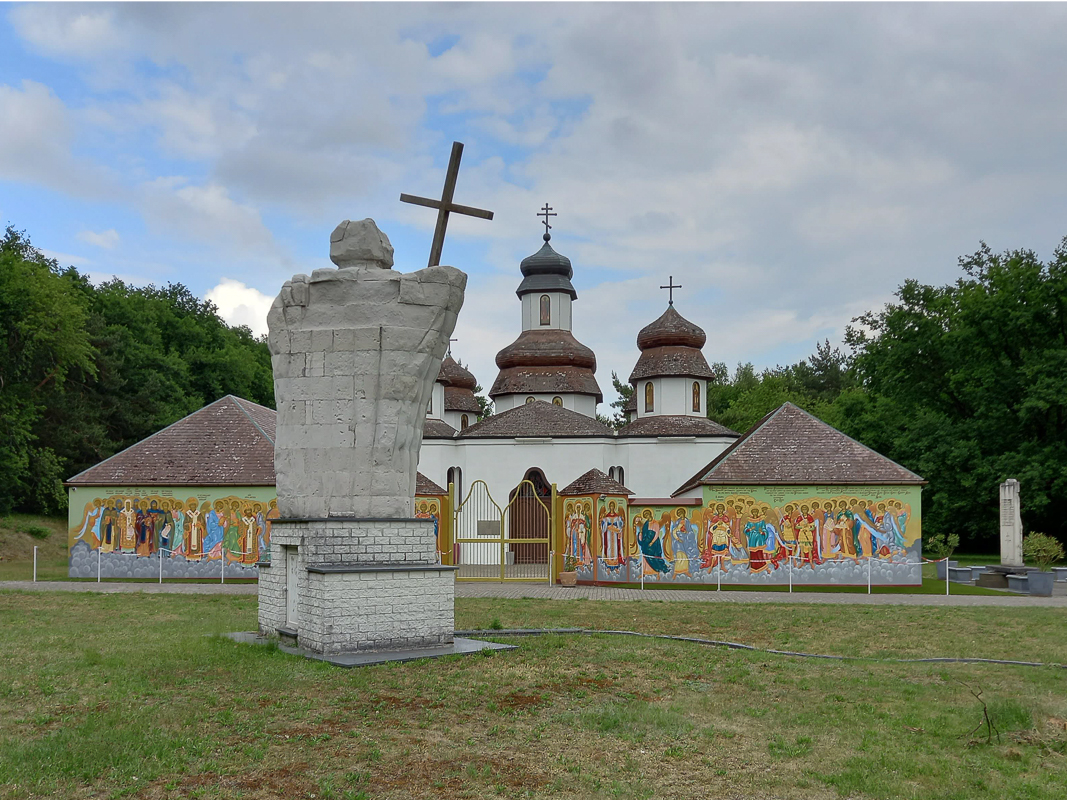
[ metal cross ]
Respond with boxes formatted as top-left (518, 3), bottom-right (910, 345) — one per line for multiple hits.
top-left (400, 141), bottom-right (494, 268)
top-left (537, 203), bottom-right (556, 237)
top-left (447, 337), bottom-right (458, 356)
top-left (660, 275), bottom-right (682, 306)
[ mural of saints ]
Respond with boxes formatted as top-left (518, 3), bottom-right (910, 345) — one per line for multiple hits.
top-left (634, 510), bottom-right (672, 577)
top-left (669, 509), bottom-right (701, 577)
top-left (416, 499), bottom-right (443, 563)
top-left (700, 503), bottom-right (731, 569)
top-left (599, 500), bottom-right (626, 568)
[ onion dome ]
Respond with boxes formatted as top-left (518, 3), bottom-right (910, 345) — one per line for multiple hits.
top-left (490, 329), bottom-right (602, 401)
top-left (636, 305), bottom-right (706, 350)
top-left (437, 355), bottom-right (482, 415)
top-left (515, 233), bottom-right (577, 300)
top-left (438, 355), bottom-right (477, 391)
top-left (628, 305), bottom-right (714, 383)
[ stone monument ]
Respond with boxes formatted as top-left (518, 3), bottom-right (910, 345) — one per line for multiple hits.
top-left (257, 218), bottom-right (465, 655)
top-left (999, 478), bottom-right (1023, 566)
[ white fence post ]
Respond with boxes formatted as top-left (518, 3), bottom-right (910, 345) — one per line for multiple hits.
top-left (788, 554), bottom-right (793, 593)
top-left (945, 557), bottom-right (950, 596)
top-left (33, 546), bottom-right (38, 582)
top-left (867, 556), bottom-right (872, 594)
top-left (97, 548), bottom-right (101, 582)
top-left (221, 549), bottom-right (225, 584)
top-left (717, 562), bottom-right (721, 592)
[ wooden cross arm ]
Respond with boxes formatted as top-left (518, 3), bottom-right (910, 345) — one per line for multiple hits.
top-left (399, 193), bottom-right (494, 220)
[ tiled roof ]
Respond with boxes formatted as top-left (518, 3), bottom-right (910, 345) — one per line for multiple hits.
top-left (444, 386), bottom-right (482, 414)
top-left (495, 329), bottom-right (596, 370)
top-left (423, 418), bottom-right (459, 439)
top-left (673, 402), bottom-right (926, 495)
top-left (637, 306), bottom-right (706, 350)
top-left (490, 366), bottom-right (603, 400)
top-left (616, 415), bottom-right (738, 438)
top-left (416, 472), bottom-right (447, 496)
top-left (66, 395), bottom-right (277, 486)
top-left (559, 468), bottom-right (633, 496)
top-left (459, 400), bottom-right (615, 439)
top-left (628, 346), bottom-right (715, 382)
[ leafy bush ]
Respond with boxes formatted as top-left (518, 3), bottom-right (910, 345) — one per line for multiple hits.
top-left (20, 525), bottom-right (51, 540)
top-left (563, 555), bottom-right (579, 572)
top-left (923, 531), bottom-right (959, 561)
top-left (1022, 532), bottom-right (1065, 571)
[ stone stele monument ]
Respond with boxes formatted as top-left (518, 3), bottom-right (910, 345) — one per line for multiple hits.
top-left (257, 218), bottom-right (465, 655)
top-left (999, 478), bottom-right (1023, 567)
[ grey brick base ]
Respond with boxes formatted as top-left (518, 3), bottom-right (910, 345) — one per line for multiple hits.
top-left (257, 518), bottom-right (456, 655)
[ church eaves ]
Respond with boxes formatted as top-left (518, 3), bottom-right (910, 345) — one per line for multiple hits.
top-left (560, 468), bottom-right (633, 496)
top-left (616, 415), bottom-right (738, 438)
top-left (672, 402), bottom-right (925, 496)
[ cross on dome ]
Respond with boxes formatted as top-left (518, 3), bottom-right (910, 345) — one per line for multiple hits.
top-left (537, 203), bottom-right (557, 241)
top-left (660, 275), bottom-right (682, 306)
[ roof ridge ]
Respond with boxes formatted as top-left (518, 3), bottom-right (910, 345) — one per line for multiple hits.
top-left (231, 395), bottom-right (276, 445)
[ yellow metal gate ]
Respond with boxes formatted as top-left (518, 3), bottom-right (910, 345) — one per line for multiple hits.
top-left (450, 479), bottom-right (555, 582)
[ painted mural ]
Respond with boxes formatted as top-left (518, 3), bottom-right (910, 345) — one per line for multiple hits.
top-left (565, 485), bottom-right (922, 587)
top-left (67, 487), bottom-right (278, 579)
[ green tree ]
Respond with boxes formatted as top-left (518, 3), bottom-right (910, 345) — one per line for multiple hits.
top-left (842, 239), bottom-right (1067, 547)
top-left (0, 228), bottom-right (96, 513)
top-left (608, 371), bottom-right (633, 428)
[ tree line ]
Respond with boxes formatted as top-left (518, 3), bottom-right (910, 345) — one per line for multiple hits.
top-left (0, 227), bottom-right (275, 515)
top-left (5, 224), bottom-right (1066, 551)
top-left (610, 237), bottom-right (1067, 551)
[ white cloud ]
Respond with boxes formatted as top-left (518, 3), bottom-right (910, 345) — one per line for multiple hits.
top-left (205, 278), bottom-right (273, 337)
top-left (140, 178), bottom-right (278, 254)
top-left (38, 248), bottom-right (92, 268)
top-left (77, 228), bottom-right (120, 249)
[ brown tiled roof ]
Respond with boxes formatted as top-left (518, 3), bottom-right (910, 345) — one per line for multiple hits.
top-left (560, 468), bottom-right (633, 496)
top-left (459, 400), bottom-right (615, 439)
top-left (66, 395), bottom-right (277, 486)
top-left (416, 472), bottom-right (447, 496)
top-left (617, 415), bottom-right (738, 438)
top-left (423, 418), bottom-right (459, 439)
top-left (437, 355), bottom-right (478, 390)
top-left (490, 366), bottom-right (603, 401)
top-left (444, 386), bottom-right (482, 414)
top-left (637, 306), bottom-right (706, 350)
top-left (628, 347), bottom-right (715, 382)
top-left (495, 329), bottom-right (596, 370)
top-left (673, 402), bottom-right (926, 495)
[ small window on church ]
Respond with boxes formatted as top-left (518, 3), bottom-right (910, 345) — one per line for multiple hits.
top-left (645, 382), bottom-right (654, 413)
top-left (552, 396), bottom-right (562, 406)
top-left (617, 466), bottom-right (625, 486)
top-left (539, 294), bottom-right (551, 326)
top-left (693, 381), bottom-right (701, 412)
top-left (526, 396), bottom-right (536, 404)
top-left (461, 414), bottom-right (469, 430)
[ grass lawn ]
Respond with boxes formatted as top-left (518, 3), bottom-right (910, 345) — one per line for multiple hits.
top-left (1, 592), bottom-right (1065, 799)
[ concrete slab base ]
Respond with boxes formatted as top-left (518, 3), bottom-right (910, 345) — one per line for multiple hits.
top-left (225, 631), bottom-right (515, 668)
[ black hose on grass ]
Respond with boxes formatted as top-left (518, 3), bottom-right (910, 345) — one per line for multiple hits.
top-left (453, 628), bottom-right (1066, 669)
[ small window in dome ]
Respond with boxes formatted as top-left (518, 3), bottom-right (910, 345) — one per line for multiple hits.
top-left (693, 381), bottom-right (701, 412)
top-left (645, 382), bottom-right (654, 413)
top-left (539, 294), bottom-right (551, 325)
top-left (552, 396), bottom-right (563, 406)
top-left (461, 414), bottom-right (469, 430)
top-left (526, 396), bottom-right (536, 404)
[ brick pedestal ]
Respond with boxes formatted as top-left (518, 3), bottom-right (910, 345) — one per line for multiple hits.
top-left (258, 517), bottom-right (456, 655)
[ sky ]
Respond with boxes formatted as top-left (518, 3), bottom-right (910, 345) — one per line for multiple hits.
top-left (3, 2), bottom-right (1067, 409)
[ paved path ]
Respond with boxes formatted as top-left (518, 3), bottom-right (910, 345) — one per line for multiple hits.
top-left (4, 580), bottom-right (1067, 607)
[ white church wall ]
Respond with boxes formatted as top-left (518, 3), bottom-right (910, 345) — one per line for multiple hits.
top-left (519, 291), bottom-right (572, 332)
top-left (490, 394), bottom-right (596, 416)
top-left (427, 382), bottom-right (445, 420)
top-left (419, 435), bottom-right (734, 505)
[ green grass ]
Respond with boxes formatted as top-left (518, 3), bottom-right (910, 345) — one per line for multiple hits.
top-left (1, 592), bottom-right (1066, 799)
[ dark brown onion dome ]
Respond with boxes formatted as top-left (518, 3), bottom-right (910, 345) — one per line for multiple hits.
top-left (437, 355), bottom-right (478, 391)
top-left (494, 329), bottom-right (596, 371)
top-left (515, 234), bottom-right (577, 300)
top-left (628, 304), bottom-right (714, 383)
top-left (636, 305), bottom-right (706, 350)
top-left (490, 366), bottom-right (603, 401)
top-left (628, 346), bottom-right (715, 382)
